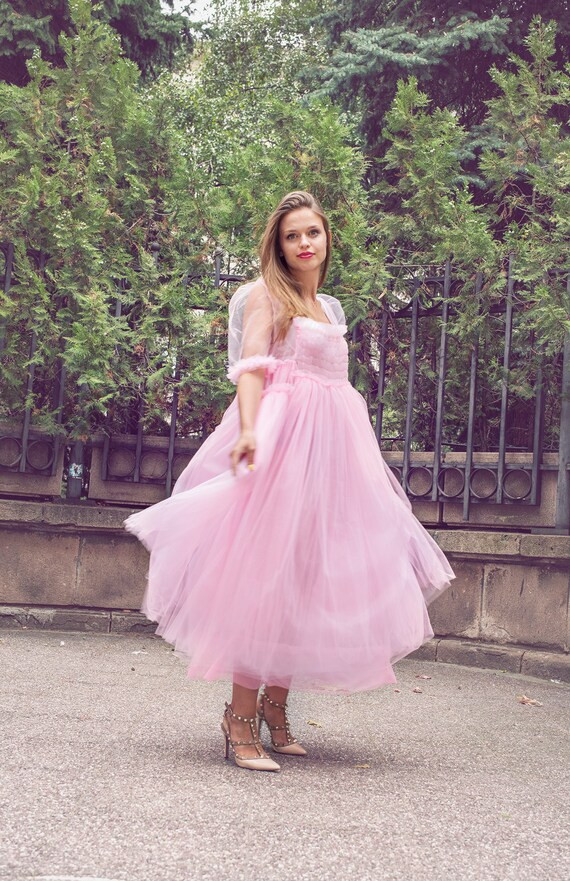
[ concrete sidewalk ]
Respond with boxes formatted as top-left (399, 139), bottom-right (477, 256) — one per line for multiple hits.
top-left (1, 630), bottom-right (569, 881)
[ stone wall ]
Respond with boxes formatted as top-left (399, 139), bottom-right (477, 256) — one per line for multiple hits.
top-left (1, 498), bottom-right (569, 661)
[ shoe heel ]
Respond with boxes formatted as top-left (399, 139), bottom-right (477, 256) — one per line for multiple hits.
top-left (221, 722), bottom-right (229, 760)
top-left (221, 703), bottom-right (280, 772)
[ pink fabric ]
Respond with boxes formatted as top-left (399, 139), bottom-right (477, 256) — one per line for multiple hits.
top-left (124, 297), bottom-right (456, 694)
top-left (227, 354), bottom-right (280, 384)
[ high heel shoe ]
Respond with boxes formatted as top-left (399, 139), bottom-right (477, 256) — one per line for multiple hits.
top-left (221, 701), bottom-right (281, 772)
top-left (257, 688), bottom-right (308, 756)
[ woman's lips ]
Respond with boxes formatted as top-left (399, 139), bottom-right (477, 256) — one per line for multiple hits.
top-left (297, 253), bottom-right (314, 259)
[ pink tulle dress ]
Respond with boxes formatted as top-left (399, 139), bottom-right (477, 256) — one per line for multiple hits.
top-left (124, 277), bottom-right (455, 693)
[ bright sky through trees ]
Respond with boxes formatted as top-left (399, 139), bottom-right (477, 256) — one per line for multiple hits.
top-left (161, 0), bottom-right (213, 20)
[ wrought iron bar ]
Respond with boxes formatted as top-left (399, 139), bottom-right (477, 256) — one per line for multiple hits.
top-left (554, 276), bottom-right (570, 532)
top-left (530, 354), bottom-right (545, 506)
top-left (132, 406), bottom-right (144, 483)
top-left (165, 359), bottom-right (180, 497)
top-left (19, 330), bottom-right (37, 473)
top-left (101, 281), bottom-right (126, 481)
top-left (375, 301), bottom-right (389, 446)
top-left (402, 278), bottom-right (420, 493)
top-left (50, 361), bottom-right (66, 477)
top-left (214, 248), bottom-right (223, 289)
top-left (496, 255), bottom-right (514, 503)
top-left (431, 259), bottom-right (451, 501)
top-left (0, 242), bottom-right (14, 359)
top-left (463, 272), bottom-right (483, 521)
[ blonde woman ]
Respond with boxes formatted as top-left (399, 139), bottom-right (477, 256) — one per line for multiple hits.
top-left (125, 190), bottom-right (455, 773)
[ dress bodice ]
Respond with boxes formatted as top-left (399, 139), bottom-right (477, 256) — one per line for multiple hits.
top-left (269, 296), bottom-right (349, 386)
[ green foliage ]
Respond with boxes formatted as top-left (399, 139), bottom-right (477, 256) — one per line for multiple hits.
top-left (0, 0), bottom-right (196, 86)
top-left (309, 1), bottom-right (570, 160)
top-left (0, 0), bottom-right (373, 437)
top-left (0, 0), bottom-right (210, 437)
top-left (376, 76), bottom-right (496, 267)
top-left (151, 0), bottom-right (375, 363)
top-left (481, 19), bottom-right (570, 281)
top-left (0, 2), bottom-right (567, 456)
top-left (350, 17), bottom-right (569, 449)
top-left (373, 18), bottom-right (569, 341)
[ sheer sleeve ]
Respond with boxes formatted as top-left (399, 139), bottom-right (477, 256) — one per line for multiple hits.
top-left (226, 279), bottom-right (280, 384)
top-left (319, 293), bottom-right (346, 326)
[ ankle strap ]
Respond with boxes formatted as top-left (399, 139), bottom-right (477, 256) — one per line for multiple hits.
top-left (225, 701), bottom-right (257, 723)
top-left (261, 689), bottom-right (287, 709)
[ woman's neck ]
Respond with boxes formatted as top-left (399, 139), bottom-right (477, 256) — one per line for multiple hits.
top-left (292, 269), bottom-right (320, 301)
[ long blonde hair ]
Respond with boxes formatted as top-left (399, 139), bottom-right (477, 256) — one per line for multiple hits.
top-left (258, 191), bottom-right (332, 343)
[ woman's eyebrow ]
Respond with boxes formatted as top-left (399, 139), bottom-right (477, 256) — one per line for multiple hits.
top-left (283, 225), bottom-right (321, 233)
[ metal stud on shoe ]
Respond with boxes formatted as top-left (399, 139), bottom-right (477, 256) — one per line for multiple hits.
top-left (221, 701), bottom-right (281, 771)
top-left (257, 690), bottom-right (308, 756)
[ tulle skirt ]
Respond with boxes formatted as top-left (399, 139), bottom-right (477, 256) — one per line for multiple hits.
top-left (124, 361), bottom-right (455, 693)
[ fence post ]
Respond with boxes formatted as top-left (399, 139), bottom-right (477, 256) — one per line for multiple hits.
top-left (496, 253), bottom-right (514, 504)
top-left (0, 242), bottom-right (14, 358)
top-left (555, 299), bottom-right (570, 532)
top-left (214, 247), bottom-right (223, 288)
top-left (431, 258), bottom-right (451, 501)
top-left (66, 438), bottom-right (84, 499)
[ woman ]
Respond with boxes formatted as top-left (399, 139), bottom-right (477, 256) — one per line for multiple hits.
top-left (124, 190), bottom-right (455, 773)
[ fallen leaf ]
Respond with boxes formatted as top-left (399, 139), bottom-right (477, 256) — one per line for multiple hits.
top-left (393, 688), bottom-right (401, 693)
top-left (517, 694), bottom-right (543, 706)
top-left (306, 719), bottom-right (323, 727)
top-left (354, 763), bottom-right (371, 769)
top-left (412, 687), bottom-right (423, 693)
top-left (415, 674), bottom-right (432, 679)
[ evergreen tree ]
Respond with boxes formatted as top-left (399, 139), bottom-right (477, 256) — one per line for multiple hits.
top-left (0, 0), bottom-right (197, 85)
top-left (308, 1), bottom-right (570, 161)
top-left (0, 0), bottom-right (206, 438)
top-left (0, 0), bottom-right (372, 438)
top-left (480, 17), bottom-right (570, 341)
top-left (370, 17), bottom-right (568, 451)
top-left (159, 0), bottom-right (372, 313)
top-left (373, 16), bottom-right (569, 342)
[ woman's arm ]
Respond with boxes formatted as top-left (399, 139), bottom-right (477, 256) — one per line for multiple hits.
top-left (236, 369), bottom-right (265, 432)
top-left (227, 282), bottom-right (276, 473)
top-left (229, 371), bottom-right (265, 475)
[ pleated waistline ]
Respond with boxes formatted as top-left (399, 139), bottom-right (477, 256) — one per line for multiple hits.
top-left (263, 374), bottom-right (350, 395)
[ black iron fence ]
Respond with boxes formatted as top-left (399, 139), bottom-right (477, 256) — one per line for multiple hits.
top-left (367, 261), bottom-right (569, 530)
top-left (1, 243), bottom-right (568, 533)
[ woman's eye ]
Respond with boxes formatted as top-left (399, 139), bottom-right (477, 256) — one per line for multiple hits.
top-left (286, 230), bottom-right (320, 240)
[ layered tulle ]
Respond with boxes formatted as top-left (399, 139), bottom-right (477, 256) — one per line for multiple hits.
top-left (125, 328), bottom-right (455, 694)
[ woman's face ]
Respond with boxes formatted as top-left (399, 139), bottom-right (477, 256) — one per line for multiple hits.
top-left (278, 207), bottom-right (328, 277)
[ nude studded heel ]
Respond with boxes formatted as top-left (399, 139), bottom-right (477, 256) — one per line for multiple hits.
top-left (221, 701), bottom-right (281, 772)
top-left (257, 689), bottom-right (308, 756)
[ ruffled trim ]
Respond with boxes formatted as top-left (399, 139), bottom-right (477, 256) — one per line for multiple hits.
top-left (227, 354), bottom-right (280, 384)
top-left (293, 316), bottom-right (347, 336)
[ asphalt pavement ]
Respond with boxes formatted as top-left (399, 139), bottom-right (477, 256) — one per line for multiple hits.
top-left (1, 629), bottom-right (569, 881)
